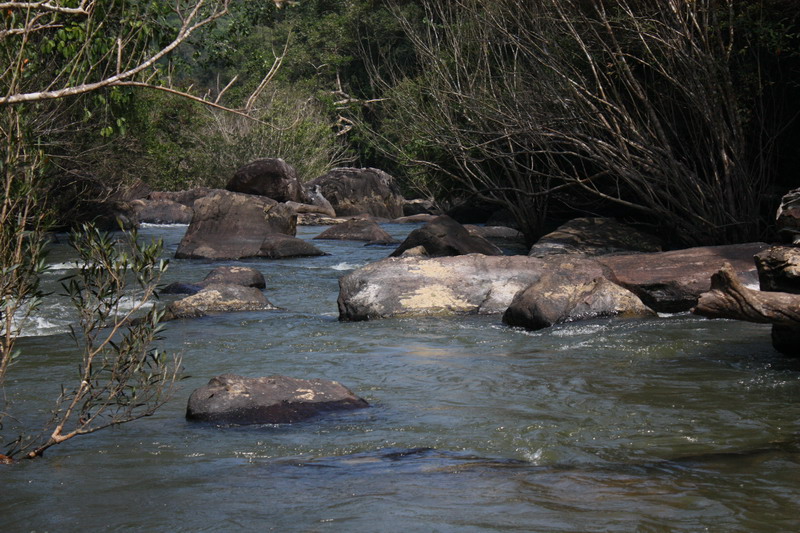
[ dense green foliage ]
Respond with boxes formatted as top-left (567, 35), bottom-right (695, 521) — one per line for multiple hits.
top-left (3, 0), bottom-right (799, 243)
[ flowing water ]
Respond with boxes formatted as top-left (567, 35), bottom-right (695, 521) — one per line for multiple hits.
top-left (2, 224), bottom-right (799, 532)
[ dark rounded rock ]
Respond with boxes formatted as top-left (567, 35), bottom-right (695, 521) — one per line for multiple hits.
top-left (313, 219), bottom-right (397, 244)
top-left (258, 233), bottom-right (326, 259)
top-left (186, 374), bottom-right (369, 425)
top-left (161, 282), bottom-right (203, 295)
top-left (198, 265), bottom-right (266, 289)
top-left (308, 167), bottom-right (404, 218)
top-left (226, 158), bottom-right (303, 203)
top-left (390, 216), bottom-right (503, 258)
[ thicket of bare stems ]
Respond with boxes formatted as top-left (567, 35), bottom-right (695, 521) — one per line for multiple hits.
top-left (379, 0), bottom-right (779, 244)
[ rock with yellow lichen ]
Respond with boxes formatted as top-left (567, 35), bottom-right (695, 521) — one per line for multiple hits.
top-left (338, 254), bottom-right (545, 321)
top-left (503, 257), bottom-right (654, 330)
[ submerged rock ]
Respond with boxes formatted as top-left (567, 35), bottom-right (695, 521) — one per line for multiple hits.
top-left (186, 374), bottom-right (369, 425)
top-left (389, 216), bottom-right (503, 258)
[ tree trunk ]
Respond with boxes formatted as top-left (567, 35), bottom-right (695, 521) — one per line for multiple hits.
top-left (693, 263), bottom-right (800, 326)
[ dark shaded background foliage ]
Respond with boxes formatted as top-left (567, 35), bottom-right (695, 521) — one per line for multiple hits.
top-left (17, 0), bottom-right (800, 246)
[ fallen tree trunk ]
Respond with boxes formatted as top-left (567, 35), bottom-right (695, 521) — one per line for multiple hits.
top-left (692, 263), bottom-right (800, 326)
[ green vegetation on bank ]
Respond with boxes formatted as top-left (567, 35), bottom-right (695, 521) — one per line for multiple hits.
top-left (6, 1), bottom-right (798, 245)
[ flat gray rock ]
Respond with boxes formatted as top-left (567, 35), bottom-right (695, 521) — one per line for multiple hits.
top-left (186, 374), bottom-right (368, 425)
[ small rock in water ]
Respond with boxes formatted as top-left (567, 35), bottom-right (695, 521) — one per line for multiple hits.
top-left (186, 374), bottom-right (369, 425)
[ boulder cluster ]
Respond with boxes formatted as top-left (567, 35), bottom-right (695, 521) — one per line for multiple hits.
top-left (120, 159), bottom-right (798, 426)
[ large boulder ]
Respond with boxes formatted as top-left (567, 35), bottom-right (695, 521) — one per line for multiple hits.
top-left (338, 255), bottom-right (546, 321)
top-left (776, 188), bottom-right (800, 245)
top-left (529, 217), bottom-right (663, 257)
top-left (503, 258), bottom-right (654, 330)
top-left (174, 190), bottom-right (298, 260)
top-left (226, 158), bottom-right (303, 203)
top-left (756, 245), bottom-right (800, 355)
top-left (186, 374), bottom-right (369, 425)
top-left (163, 284), bottom-right (275, 321)
top-left (389, 216), bottom-right (503, 258)
top-left (131, 199), bottom-right (194, 224)
top-left (597, 243), bottom-right (769, 313)
top-left (313, 219), bottom-right (397, 244)
top-left (308, 167), bottom-right (404, 218)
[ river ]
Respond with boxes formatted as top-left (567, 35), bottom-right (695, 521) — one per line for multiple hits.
top-left (3, 223), bottom-right (799, 532)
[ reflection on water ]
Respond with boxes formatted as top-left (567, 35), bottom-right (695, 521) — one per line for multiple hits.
top-left (2, 223), bottom-right (799, 532)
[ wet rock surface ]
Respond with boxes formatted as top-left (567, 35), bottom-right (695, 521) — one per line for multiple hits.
top-left (186, 374), bottom-right (369, 425)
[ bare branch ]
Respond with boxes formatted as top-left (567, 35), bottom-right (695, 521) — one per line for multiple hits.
top-left (0, 1), bottom-right (231, 105)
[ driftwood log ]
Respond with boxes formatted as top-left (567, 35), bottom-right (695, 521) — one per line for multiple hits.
top-left (693, 263), bottom-right (800, 326)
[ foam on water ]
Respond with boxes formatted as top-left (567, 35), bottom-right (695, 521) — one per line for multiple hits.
top-left (140, 222), bottom-right (189, 228)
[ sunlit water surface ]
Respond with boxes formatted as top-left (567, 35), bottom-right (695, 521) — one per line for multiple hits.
top-left (3, 224), bottom-right (799, 532)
